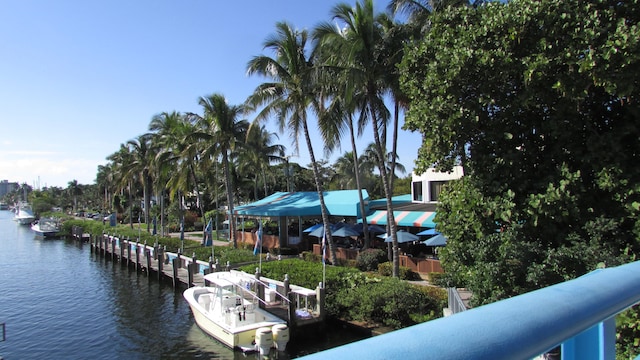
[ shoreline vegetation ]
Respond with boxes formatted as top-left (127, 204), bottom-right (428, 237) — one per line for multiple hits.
top-left (60, 217), bottom-right (447, 334)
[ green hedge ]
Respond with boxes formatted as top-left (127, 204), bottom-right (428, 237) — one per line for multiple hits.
top-left (61, 219), bottom-right (258, 265)
top-left (239, 259), bottom-right (446, 330)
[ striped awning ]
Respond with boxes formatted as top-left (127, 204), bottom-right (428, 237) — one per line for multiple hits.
top-left (365, 210), bottom-right (436, 228)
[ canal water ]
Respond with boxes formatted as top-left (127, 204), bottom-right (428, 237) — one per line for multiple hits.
top-left (0, 210), bottom-right (367, 359)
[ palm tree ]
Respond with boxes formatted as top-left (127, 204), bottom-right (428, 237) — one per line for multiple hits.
top-left (313, 0), bottom-right (405, 276)
top-left (106, 144), bottom-right (135, 228)
top-left (189, 93), bottom-right (248, 248)
top-left (67, 180), bottom-right (82, 214)
top-left (241, 124), bottom-right (286, 199)
top-left (246, 22), bottom-right (339, 265)
top-left (149, 111), bottom-right (203, 238)
top-left (127, 133), bottom-right (155, 234)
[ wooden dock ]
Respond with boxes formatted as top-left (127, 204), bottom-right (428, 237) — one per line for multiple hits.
top-left (85, 233), bottom-right (325, 332)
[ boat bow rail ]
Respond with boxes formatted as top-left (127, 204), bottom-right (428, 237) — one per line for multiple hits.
top-left (299, 261), bottom-right (640, 360)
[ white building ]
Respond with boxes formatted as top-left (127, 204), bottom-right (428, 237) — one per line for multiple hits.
top-left (411, 166), bottom-right (464, 203)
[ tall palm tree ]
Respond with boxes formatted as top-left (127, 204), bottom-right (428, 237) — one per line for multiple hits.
top-left (149, 111), bottom-right (203, 238)
top-left (314, 0), bottom-right (405, 276)
top-left (241, 124), bottom-right (286, 199)
top-left (127, 133), bottom-right (155, 234)
top-left (106, 144), bottom-right (136, 228)
top-left (189, 93), bottom-right (248, 248)
top-left (246, 22), bottom-right (338, 264)
top-left (67, 179), bottom-right (82, 214)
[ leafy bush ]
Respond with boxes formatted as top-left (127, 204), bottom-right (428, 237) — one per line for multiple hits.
top-left (332, 276), bottom-right (443, 329)
top-left (616, 304), bottom-right (640, 359)
top-left (238, 259), bottom-right (445, 330)
top-left (301, 251), bottom-right (321, 262)
top-left (377, 262), bottom-right (418, 280)
top-left (429, 272), bottom-right (451, 287)
top-left (356, 248), bottom-right (387, 271)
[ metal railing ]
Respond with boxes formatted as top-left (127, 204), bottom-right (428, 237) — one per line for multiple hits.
top-left (447, 287), bottom-right (468, 314)
top-left (299, 261), bottom-right (640, 360)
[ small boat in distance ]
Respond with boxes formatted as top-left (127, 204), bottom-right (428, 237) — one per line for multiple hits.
top-left (183, 270), bottom-right (290, 356)
top-left (31, 218), bottom-right (60, 238)
top-left (0, 202), bottom-right (8, 210)
top-left (14, 202), bottom-right (35, 225)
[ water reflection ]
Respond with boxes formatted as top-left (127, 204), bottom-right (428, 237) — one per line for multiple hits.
top-left (0, 210), bottom-right (367, 359)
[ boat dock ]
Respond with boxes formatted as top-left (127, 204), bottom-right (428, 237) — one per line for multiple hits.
top-left (86, 233), bottom-right (325, 332)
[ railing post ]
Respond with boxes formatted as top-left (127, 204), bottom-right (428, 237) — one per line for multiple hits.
top-left (561, 317), bottom-right (616, 360)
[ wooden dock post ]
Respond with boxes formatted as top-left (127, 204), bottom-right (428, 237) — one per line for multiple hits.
top-left (188, 254), bottom-right (196, 288)
top-left (288, 291), bottom-right (297, 331)
top-left (317, 284), bottom-right (326, 321)
top-left (145, 246), bottom-right (151, 276)
top-left (157, 246), bottom-right (164, 282)
top-left (111, 237), bottom-right (116, 261)
top-left (172, 256), bottom-right (179, 288)
top-left (255, 269), bottom-right (265, 309)
top-left (126, 237), bottom-right (132, 268)
top-left (135, 241), bottom-right (140, 272)
top-left (283, 274), bottom-right (290, 299)
top-left (119, 238), bottom-right (125, 263)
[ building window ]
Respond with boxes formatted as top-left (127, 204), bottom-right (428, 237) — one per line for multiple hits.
top-left (430, 181), bottom-right (449, 202)
top-left (412, 181), bottom-right (423, 202)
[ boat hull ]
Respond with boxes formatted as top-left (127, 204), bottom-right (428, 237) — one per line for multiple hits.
top-left (15, 216), bottom-right (35, 225)
top-left (184, 281), bottom-right (287, 351)
top-left (31, 219), bottom-right (60, 238)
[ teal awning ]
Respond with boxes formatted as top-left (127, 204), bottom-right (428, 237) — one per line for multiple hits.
top-left (233, 190), bottom-right (368, 218)
top-left (365, 210), bottom-right (436, 228)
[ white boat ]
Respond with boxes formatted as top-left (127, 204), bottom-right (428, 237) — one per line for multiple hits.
top-left (183, 270), bottom-right (290, 356)
top-left (31, 218), bottom-right (60, 238)
top-left (14, 202), bottom-right (35, 225)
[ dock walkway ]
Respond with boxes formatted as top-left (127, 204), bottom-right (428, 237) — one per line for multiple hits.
top-left (86, 233), bottom-right (325, 331)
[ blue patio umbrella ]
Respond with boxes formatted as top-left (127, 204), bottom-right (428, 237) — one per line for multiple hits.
top-left (423, 234), bottom-right (447, 246)
top-left (353, 223), bottom-right (386, 234)
top-left (417, 228), bottom-right (440, 236)
top-left (309, 224), bottom-right (332, 238)
top-left (331, 225), bottom-right (360, 238)
top-left (303, 223), bottom-right (323, 233)
top-left (379, 231), bottom-right (419, 243)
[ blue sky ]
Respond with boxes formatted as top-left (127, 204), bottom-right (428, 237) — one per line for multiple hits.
top-left (0, 0), bottom-right (421, 189)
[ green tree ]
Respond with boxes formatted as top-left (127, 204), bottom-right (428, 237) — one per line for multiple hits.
top-left (246, 22), bottom-right (338, 263)
top-left (127, 133), bottom-right (155, 233)
top-left (314, 0), bottom-right (406, 275)
top-left (66, 180), bottom-right (82, 214)
top-left (190, 93), bottom-right (248, 248)
top-left (401, 0), bottom-right (640, 305)
top-left (240, 124), bottom-right (286, 200)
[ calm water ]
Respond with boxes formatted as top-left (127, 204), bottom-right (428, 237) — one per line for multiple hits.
top-left (0, 210), bottom-right (366, 359)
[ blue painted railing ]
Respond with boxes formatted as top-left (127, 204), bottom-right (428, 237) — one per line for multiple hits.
top-left (299, 261), bottom-right (640, 360)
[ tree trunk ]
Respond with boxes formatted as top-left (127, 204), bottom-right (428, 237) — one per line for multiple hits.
top-left (222, 150), bottom-right (237, 248)
top-left (302, 119), bottom-right (336, 265)
top-left (128, 181), bottom-right (133, 229)
top-left (369, 90), bottom-right (398, 277)
top-left (348, 117), bottom-right (370, 248)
